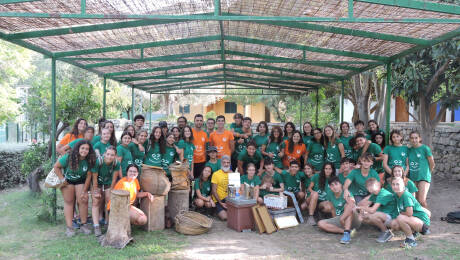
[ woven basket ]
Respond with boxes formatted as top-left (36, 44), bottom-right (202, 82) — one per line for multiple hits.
top-left (174, 211), bottom-right (213, 235)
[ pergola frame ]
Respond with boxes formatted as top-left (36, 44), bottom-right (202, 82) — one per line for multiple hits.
top-left (0, 0), bottom-right (459, 221)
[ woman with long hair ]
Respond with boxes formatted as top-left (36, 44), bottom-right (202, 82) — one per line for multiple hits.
top-left (177, 125), bottom-right (195, 178)
top-left (253, 121), bottom-right (269, 151)
top-left (261, 125), bottom-right (284, 173)
top-left (305, 128), bottom-right (325, 172)
top-left (57, 118), bottom-right (87, 155)
top-left (282, 130), bottom-right (306, 169)
top-left (338, 122), bottom-right (353, 159)
top-left (383, 130), bottom-right (409, 176)
top-left (302, 121), bottom-right (314, 147)
top-left (130, 129), bottom-right (148, 175)
top-left (163, 132), bottom-right (179, 178)
top-left (283, 122), bottom-right (296, 141)
top-left (308, 162), bottom-right (336, 220)
top-left (144, 126), bottom-right (165, 168)
top-left (323, 125), bottom-right (345, 171)
top-left (117, 132), bottom-right (133, 177)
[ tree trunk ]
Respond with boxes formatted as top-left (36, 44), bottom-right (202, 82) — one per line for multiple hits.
top-left (373, 74), bottom-right (387, 127)
top-left (27, 165), bottom-right (43, 193)
top-left (101, 189), bottom-right (132, 249)
top-left (352, 74), bottom-right (372, 125)
top-left (163, 94), bottom-right (170, 116)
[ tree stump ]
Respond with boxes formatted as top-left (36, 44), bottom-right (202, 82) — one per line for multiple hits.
top-left (100, 190), bottom-right (132, 249)
top-left (167, 189), bottom-right (190, 223)
top-left (28, 165), bottom-right (43, 193)
top-left (140, 195), bottom-right (165, 231)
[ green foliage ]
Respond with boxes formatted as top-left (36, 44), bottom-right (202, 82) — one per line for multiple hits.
top-left (20, 143), bottom-right (51, 176)
top-left (0, 151), bottom-right (26, 190)
top-left (36, 188), bottom-right (62, 223)
top-left (205, 110), bottom-right (217, 120)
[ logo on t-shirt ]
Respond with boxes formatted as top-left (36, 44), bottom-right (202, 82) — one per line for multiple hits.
top-left (401, 152), bottom-right (406, 157)
top-left (170, 152), bottom-right (174, 156)
top-left (223, 137), bottom-right (227, 142)
top-left (416, 153), bottom-right (421, 158)
top-left (202, 137), bottom-right (205, 142)
top-left (297, 150), bottom-right (301, 154)
top-left (83, 166), bottom-right (88, 172)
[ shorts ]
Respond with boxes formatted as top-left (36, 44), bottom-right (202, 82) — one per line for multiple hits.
top-left (324, 211), bottom-right (361, 229)
top-left (384, 213), bottom-right (392, 227)
top-left (66, 179), bottom-right (86, 185)
top-left (354, 195), bottom-right (366, 204)
top-left (193, 162), bottom-right (206, 179)
top-left (216, 198), bottom-right (227, 214)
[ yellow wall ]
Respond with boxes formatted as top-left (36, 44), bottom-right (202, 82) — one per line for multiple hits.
top-left (173, 103), bottom-right (204, 122)
top-left (206, 99), bottom-right (244, 122)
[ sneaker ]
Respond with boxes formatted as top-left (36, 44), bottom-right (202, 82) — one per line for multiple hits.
top-left (340, 232), bottom-right (351, 244)
top-left (413, 231), bottom-right (420, 238)
top-left (403, 237), bottom-right (418, 248)
top-left (80, 223), bottom-right (92, 235)
top-left (94, 226), bottom-right (102, 237)
top-left (306, 216), bottom-right (317, 226)
top-left (65, 227), bottom-right (76, 237)
top-left (421, 224), bottom-right (431, 235)
top-left (376, 230), bottom-right (393, 243)
top-left (72, 219), bottom-right (80, 229)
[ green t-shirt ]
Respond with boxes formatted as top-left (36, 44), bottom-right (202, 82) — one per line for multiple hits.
top-left (233, 128), bottom-right (252, 159)
top-left (94, 141), bottom-right (111, 157)
top-left (68, 138), bottom-right (84, 149)
top-left (396, 190), bottom-right (430, 226)
top-left (325, 141), bottom-right (342, 169)
top-left (302, 135), bottom-right (313, 148)
top-left (253, 134), bottom-right (269, 150)
top-left (58, 153), bottom-right (89, 182)
top-left (346, 168), bottom-right (380, 196)
top-left (383, 145), bottom-right (409, 170)
top-left (384, 179), bottom-right (418, 194)
top-left (205, 159), bottom-right (221, 174)
top-left (369, 188), bottom-right (398, 219)
top-left (311, 173), bottom-right (330, 201)
top-left (338, 172), bottom-right (349, 185)
top-left (327, 190), bottom-right (351, 216)
top-left (264, 141), bottom-right (284, 169)
top-left (162, 146), bottom-right (178, 176)
top-left (408, 145), bottom-right (433, 183)
top-left (237, 149), bottom-right (263, 165)
top-left (307, 142), bottom-right (325, 171)
top-left (91, 135), bottom-right (101, 146)
top-left (129, 142), bottom-right (145, 174)
top-left (338, 135), bottom-right (353, 159)
top-left (91, 158), bottom-right (121, 186)
top-left (281, 170), bottom-right (304, 193)
top-left (177, 140), bottom-right (195, 169)
top-left (194, 178), bottom-right (211, 197)
top-left (117, 144), bottom-right (133, 177)
top-left (355, 143), bottom-right (383, 173)
top-left (261, 171), bottom-right (284, 189)
top-left (241, 174), bottom-right (261, 187)
top-left (144, 143), bottom-right (162, 167)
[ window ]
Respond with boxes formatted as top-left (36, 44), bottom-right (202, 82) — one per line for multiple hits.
top-left (179, 105), bottom-right (190, 114)
top-left (224, 102), bottom-right (237, 113)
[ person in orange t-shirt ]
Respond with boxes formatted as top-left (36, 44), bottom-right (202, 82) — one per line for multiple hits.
top-left (57, 118), bottom-right (87, 155)
top-left (209, 115), bottom-right (235, 159)
top-left (192, 114), bottom-right (209, 179)
top-left (282, 130), bottom-right (307, 169)
top-left (108, 165), bottom-right (154, 226)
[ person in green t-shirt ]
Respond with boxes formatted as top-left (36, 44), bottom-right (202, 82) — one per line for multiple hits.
top-left (117, 132), bottom-right (134, 177)
top-left (232, 116), bottom-right (253, 170)
top-left (324, 125), bottom-right (345, 170)
top-left (129, 129), bottom-right (147, 176)
top-left (305, 128), bottom-right (326, 172)
top-left (366, 120), bottom-right (385, 141)
top-left (384, 165), bottom-right (418, 197)
top-left (337, 158), bottom-right (354, 185)
top-left (259, 158), bottom-right (285, 204)
top-left (64, 126), bottom-right (95, 154)
top-left (300, 163), bottom-right (315, 221)
top-left (353, 133), bottom-right (384, 179)
top-left (162, 132), bottom-right (179, 177)
top-left (177, 126), bottom-right (196, 177)
top-left (408, 131), bottom-right (435, 209)
top-left (302, 121), bottom-right (314, 147)
top-left (144, 127), bottom-right (164, 168)
top-left (193, 166), bottom-right (215, 210)
top-left (281, 161), bottom-right (305, 201)
top-left (260, 125), bottom-right (284, 173)
top-left (94, 128), bottom-right (112, 159)
top-left (390, 177), bottom-right (431, 248)
top-left (53, 140), bottom-right (96, 237)
top-left (383, 129), bottom-right (409, 176)
top-left (253, 121), bottom-right (269, 151)
top-left (338, 122), bottom-right (354, 159)
top-left (308, 162), bottom-right (336, 222)
top-left (359, 178), bottom-right (398, 243)
top-left (205, 146), bottom-right (221, 174)
top-left (343, 153), bottom-right (380, 206)
top-left (240, 163), bottom-right (261, 200)
top-left (318, 176), bottom-right (360, 245)
top-left (237, 141), bottom-right (264, 175)
top-left (90, 146), bottom-right (121, 236)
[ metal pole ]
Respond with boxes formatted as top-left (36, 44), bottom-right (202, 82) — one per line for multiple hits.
top-left (131, 87), bottom-right (135, 122)
top-left (149, 93), bottom-right (152, 133)
top-left (340, 80), bottom-right (345, 122)
top-left (315, 88), bottom-right (319, 127)
top-left (51, 57), bottom-right (57, 223)
top-left (102, 77), bottom-right (107, 119)
top-left (299, 95), bottom-right (303, 129)
top-left (5, 122), bottom-right (8, 142)
top-left (385, 63), bottom-right (392, 145)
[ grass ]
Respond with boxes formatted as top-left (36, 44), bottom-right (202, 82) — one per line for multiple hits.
top-left (0, 188), bottom-right (186, 259)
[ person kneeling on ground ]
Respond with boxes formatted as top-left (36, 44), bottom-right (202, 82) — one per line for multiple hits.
top-left (108, 165), bottom-right (154, 226)
top-left (281, 161), bottom-right (306, 205)
top-left (390, 177), bottom-right (431, 248)
top-left (359, 178), bottom-right (398, 243)
top-left (318, 176), bottom-right (361, 244)
top-left (194, 166), bottom-right (215, 214)
top-left (211, 155), bottom-right (232, 221)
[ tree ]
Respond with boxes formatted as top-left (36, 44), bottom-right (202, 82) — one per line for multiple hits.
top-left (392, 37), bottom-right (459, 147)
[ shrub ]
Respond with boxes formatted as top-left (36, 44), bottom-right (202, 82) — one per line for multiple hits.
top-left (21, 142), bottom-right (49, 177)
top-left (0, 151), bottom-right (26, 189)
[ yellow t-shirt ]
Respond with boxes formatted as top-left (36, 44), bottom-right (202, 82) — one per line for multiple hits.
top-left (211, 169), bottom-right (229, 202)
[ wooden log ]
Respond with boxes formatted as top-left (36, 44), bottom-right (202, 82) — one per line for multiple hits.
top-left (167, 189), bottom-right (189, 222)
top-left (140, 195), bottom-right (165, 231)
top-left (100, 190), bottom-right (132, 249)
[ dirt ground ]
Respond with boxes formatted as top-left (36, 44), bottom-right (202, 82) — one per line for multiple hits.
top-left (162, 176), bottom-right (460, 260)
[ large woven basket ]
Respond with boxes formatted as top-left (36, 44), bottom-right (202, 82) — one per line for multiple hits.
top-left (174, 211), bottom-right (213, 235)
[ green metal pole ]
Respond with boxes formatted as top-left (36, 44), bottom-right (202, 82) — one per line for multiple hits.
top-left (16, 123), bottom-right (19, 142)
top-left (340, 80), bottom-right (345, 122)
top-left (131, 87), bottom-right (135, 122)
top-left (51, 57), bottom-right (57, 223)
top-left (149, 93), bottom-right (152, 133)
top-left (385, 63), bottom-right (392, 145)
top-left (102, 77), bottom-right (107, 119)
top-left (5, 122), bottom-right (8, 142)
top-left (315, 88), bottom-right (319, 127)
top-left (299, 95), bottom-right (303, 129)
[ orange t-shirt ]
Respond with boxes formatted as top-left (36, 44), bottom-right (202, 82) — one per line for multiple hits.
top-left (59, 133), bottom-right (83, 146)
top-left (282, 140), bottom-right (306, 168)
top-left (209, 130), bottom-right (234, 159)
top-left (192, 128), bottom-right (208, 163)
top-left (107, 177), bottom-right (140, 210)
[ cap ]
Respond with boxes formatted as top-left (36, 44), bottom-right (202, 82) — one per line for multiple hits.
top-left (159, 121), bottom-right (168, 128)
top-left (207, 146), bottom-right (218, 153)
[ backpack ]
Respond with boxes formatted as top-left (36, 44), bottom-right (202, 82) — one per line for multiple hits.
top-left (443, 211), bottom-right (460, 224)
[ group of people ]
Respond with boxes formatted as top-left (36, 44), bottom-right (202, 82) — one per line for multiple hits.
top-left (53, 113), bottom-right (435, 248)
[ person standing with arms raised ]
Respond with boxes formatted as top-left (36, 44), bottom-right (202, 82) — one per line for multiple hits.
top-left (209, 115), bottom-right (235, 160)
